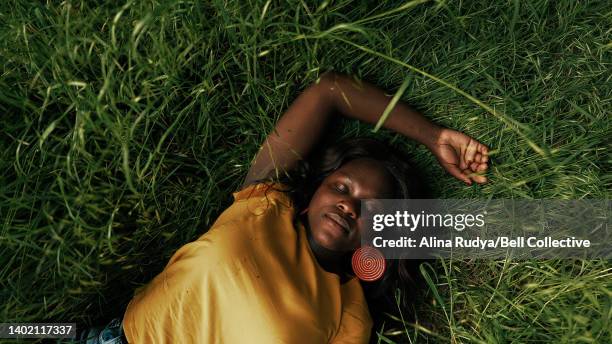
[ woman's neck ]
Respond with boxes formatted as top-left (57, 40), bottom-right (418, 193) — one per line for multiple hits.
top-left (304, 223), bottom-right (352, 283)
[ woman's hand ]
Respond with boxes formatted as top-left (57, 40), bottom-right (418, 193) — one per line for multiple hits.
top-left (429, 128), bottom-right (490, 185)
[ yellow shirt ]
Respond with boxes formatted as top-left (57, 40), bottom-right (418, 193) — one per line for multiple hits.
top-left (122, 182), bottom-right (372, 343)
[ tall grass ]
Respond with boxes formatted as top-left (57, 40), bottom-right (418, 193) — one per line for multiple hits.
top-left (1, 0), bottom-right (609, 343)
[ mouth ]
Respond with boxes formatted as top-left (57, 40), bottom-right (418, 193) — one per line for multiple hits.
top-left (325, 212), bottom-right (351, 235)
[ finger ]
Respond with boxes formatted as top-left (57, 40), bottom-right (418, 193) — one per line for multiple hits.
top-left (471, 174), bottom-right (488, 184)
top-left (464, 139), bottom-right (478, 165)
top-left (470, 162), bottom-right (480, 171)
top-left (476, 147), bottom-right (489, 162)
top-left (459, 147), bottom-right (468, 170)
top-left (445, 163), bottom-right (472, 185)
top-left (462, 168), bottom-right (481, 185)
top-left (478, 143), bottom-right (489, 156)
top-left (462, 168), bottom-right (486, 183)
top-left (465, 167), bottom-right (488, 184)
top-left (471, 162), bottom-right (488, 172)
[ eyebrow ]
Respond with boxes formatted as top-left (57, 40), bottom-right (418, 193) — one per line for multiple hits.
top-left (337, 171), bottom-right (353, 185)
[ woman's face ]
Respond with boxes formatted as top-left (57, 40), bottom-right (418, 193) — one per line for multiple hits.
top-left (306, 158), bottom-right (394, 252)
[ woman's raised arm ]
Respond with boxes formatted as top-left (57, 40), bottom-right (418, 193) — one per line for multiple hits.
top-left (242, 72), bottom-right (489, 188)
top-left (241, 72), bottom-right (337, 188)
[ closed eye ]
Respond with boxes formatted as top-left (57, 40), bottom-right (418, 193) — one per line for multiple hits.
top-left (334, 183), bottom-right (348, 194)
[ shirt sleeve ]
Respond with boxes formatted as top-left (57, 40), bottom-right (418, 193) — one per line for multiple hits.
top-left (232, 182), bottom-right (292, 203)
top-left (204, 182), bottom-right (294, 231)
top-left (330, 305), bottom-right (373, 344)
top-left (330, 278), bottom-right (373, 344)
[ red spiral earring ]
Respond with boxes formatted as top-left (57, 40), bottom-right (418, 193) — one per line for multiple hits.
top-left (351, 246), bottom-right (386, 282)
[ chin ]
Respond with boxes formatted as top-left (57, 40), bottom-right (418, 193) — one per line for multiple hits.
top-left (313, 231), bottom-right (344, 252)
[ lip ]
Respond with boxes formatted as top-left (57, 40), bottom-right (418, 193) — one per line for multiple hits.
top-left (325, 212), bottom-right (351, 235)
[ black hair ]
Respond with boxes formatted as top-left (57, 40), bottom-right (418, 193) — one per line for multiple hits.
top-left (270, 137), bottom-right (427, 333)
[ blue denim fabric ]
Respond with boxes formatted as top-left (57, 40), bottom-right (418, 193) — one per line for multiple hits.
top-left (79, 318), bottom-right (126, 344)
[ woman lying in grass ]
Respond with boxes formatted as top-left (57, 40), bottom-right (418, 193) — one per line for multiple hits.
top-left (95, 71), bottom-right (489, 344)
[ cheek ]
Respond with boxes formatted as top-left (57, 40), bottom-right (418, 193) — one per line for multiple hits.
top-left (306, 197), bottom-right (319, 221)
top-left (307, 187), bottom-right (331, 211)
top-left (306, 192), bottom-right (323, 227)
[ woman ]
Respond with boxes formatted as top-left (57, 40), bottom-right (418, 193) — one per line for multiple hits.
top-left (84, 71), bottom-right (489, 344)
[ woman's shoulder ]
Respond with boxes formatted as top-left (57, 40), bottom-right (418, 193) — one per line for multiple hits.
top-left (232, 181), bottom-right (293, 205)
top-left (206, 181), bottom-right (295, 225)
top-left (201, 182), bottom-right (296, 239)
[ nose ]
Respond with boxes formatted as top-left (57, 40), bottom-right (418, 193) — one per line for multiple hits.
top-left (337, 198), bottom-right (359, 219)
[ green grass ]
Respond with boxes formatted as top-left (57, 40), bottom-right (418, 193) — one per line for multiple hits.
top-left (1, 0), bottom-right (610, 343)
